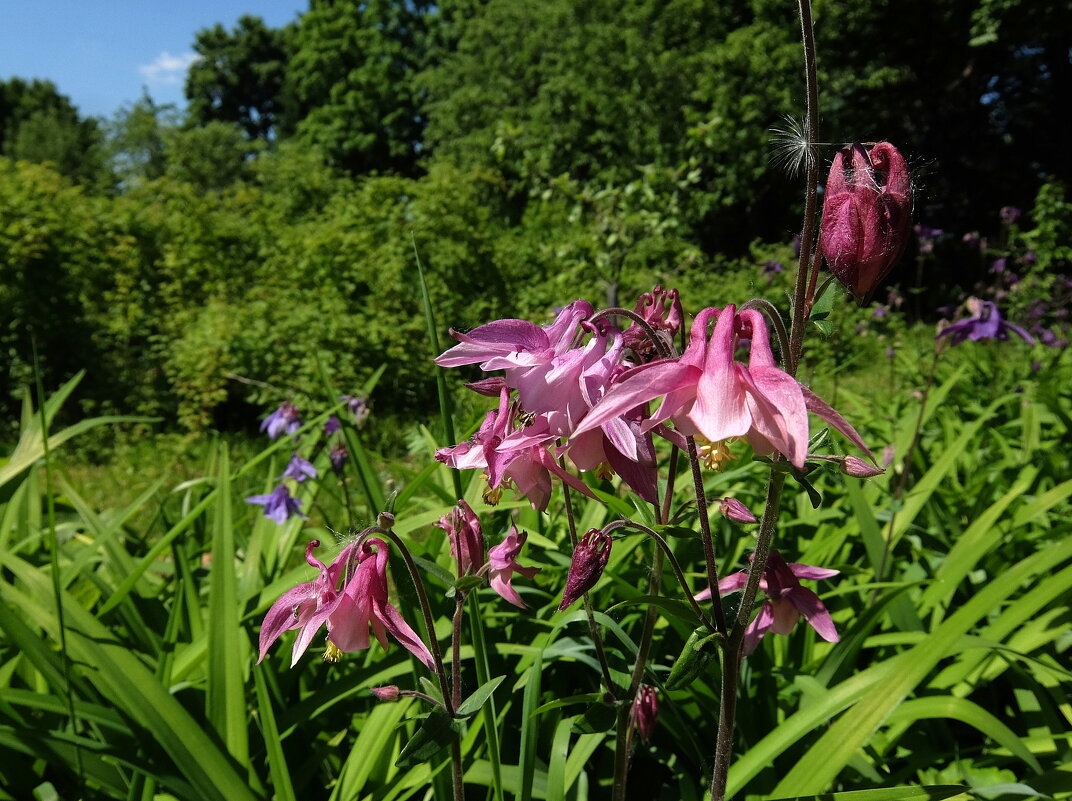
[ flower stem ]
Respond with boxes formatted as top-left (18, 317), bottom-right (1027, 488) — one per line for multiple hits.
top-left (685, 436), bottom-right (728, 635)
top-left (560, 461), bottom-right (619, 698)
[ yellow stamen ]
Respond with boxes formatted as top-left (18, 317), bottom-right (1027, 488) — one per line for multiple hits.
top-left (323, 640), bottom-right (343, 663)
top-left (595, 462), bottom-right (615, 481)
top-left (695, 437), bottom-right (738, 472)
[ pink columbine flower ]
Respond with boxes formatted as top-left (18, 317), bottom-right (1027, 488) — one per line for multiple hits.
top-left (257, 539), bottom-right (435, 670)
top-left (436, 500), bottom-right (485, 575)
top-left (559, 529), bottom-right (612, 610)
top-left (572, 306), bottom-right (873, 469)
top-left (487, 524), bottom-right (541, 608)
top-left (820, 142), bottom-right (912, 304)
top-left (257, 540), bottom-right (353, 666)
top-left (696, 550), bottom-right (839, 655)
top-left (436, 388), bottom-right (595, 510)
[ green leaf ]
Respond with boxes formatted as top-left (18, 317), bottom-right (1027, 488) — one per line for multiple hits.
top-left (395, 706), bottom-right (464, 769)
top-left (764, 786), bottom-right (971, 801)
top-left (456, 674), bottom-right (506, 718)
top-left (571, 702), bottom-right (617, 734)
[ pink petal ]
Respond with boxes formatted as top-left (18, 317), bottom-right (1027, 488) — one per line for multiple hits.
top-left (789, 563), bottom-right (840, 580)
top-left (800, 385), bottom-right (875, 461)
top-left (769, 598), bottom-right (801, 636)
top-left (490, 572), bottom-right (526, 608)
top-left (743, 602), bottom-right (774, 655)
top-left (435, 320), bottom-right (550, 367)
top-left (374, 599), bottom-right (436, 670)
top-left (257, 582), bottom-right (317, 663)
top-left (572, 360), bottom-right (692, 440)
top-left (788, 587), bottom-right (839, 643)
top-left (747, 366), bottom-right (809, 468)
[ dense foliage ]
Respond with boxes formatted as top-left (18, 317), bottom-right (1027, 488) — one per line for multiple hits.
top-left (1, 0), bottom-right (1070, 433)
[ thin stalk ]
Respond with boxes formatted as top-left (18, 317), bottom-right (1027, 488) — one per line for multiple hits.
top-left (467, 593), bottom-right (505, 801)
top-left (451, 595), bottom-right (465, 709)
top-left (787, 0), bottom-right (821, 378)
top-left (611, 536), bottom-right (664, 801)
top-left (710, 472), bottom-right (788, 801)
top-left (739, 299), bottom-right (791, 365)
top-left (359, 525), bottom-right (463, 801)
top-left (685, 436), bottom-right (728, 635)
top-left (710, 4), bottom-right (819, 798)
top-left (603, 519), bottom-right (714, 632)
top-left (560, 460), bottom-right (618, 697)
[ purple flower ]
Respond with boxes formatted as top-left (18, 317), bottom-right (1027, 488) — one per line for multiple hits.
top-left (696, 550), bottom-right (839, 655)
top-left (559, 529), bottom-right (612, 610)
top-left (936, 297), bottom-right (1034, 346)
top-left (260, 402), bottom-right (301, 439)
top-left (341, 396), bottom-right (370, 425)
top-left (989, 258), bottom-right (1007, 274)
top-left (761, 260), bottom-right (785, 285)
top-left (488, 525), bottom-right (541, 608)
top-left (246, 484), bottom-right (306, 525)
top-left (329, 444), bottom-right (348, 474)
top-left (324, 414), bottom-right (341, 435)
top-left (281, 452), bottom-right (318, 483)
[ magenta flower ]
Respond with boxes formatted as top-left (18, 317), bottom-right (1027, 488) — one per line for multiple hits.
top-left (326, 537), bottom-right (436, 670)
top-left (572, 306), bottom-right (873, 469)
top-left (257, 540), bottom-right (353, 665)
top-left (436, 388), bottom-right (595, 510)
top-left (559, 528), bottom-right (612, 610)
top-left (281, 452), bottom-right (317, 483)
top-left (488, 525), bottom-right (541, 608)
top-left (245, 484), bottom-right (306, 525)
top-left (260, 402), bottom-right (301, 439)
top-left (719, 497), bottom-right (758, 524)
top-left (630, 685), bottom-right (658, 744)
top-left (436, 500), bottom-right (486, 575)
top-left (258, 538), bottom-right (436, 670)
top-left (697, 550), bottom-right (839, 655)
top-left (623, 285), bottom-right (683, 359)
top-left (820, 142), bottom-right (912, 304)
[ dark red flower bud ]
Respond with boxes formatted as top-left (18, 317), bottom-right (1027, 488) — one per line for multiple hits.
top-left (630, 685), bottom-right (658, 744)
top-left (820, 142), bottom-right (912, 304)
top-left (558, 528), bottom-right (612, 610)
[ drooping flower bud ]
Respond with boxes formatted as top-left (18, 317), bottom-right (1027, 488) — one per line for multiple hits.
top-left (841, 455), bottom-right (885, 478)
top-left (559, 529), bottom-right (612, 610)
top-left (370, 685), bottom-right (400, 701)
top-left (630, 685), bottom-right (658, 744)
top-left (623, 285), bottom-right (683, 360)
top-left (719, 497), bottom-right (758, 525)
top-left (435, 500), bottom-right (486, 575)
top-left (820, 142), bottom-right (912, 304)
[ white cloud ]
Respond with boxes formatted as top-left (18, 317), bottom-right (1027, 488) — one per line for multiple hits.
top-left (137, 51), bottom-right (199, 85)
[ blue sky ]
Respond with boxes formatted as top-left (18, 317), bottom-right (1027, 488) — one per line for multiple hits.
top-left (0, 1), bottom-right (304, 119)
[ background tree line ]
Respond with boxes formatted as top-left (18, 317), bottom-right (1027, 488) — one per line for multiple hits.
top-left (1, 0), bottom-right (1069, 433)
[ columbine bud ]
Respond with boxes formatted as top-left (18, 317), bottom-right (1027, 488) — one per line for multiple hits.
top-left (719, 497), bottom-right (758, 525)
top-left (370, 686), bottom-right (400, 701)
top-left (820, 142), bottom-right (912, 304)
top-left (559, 529), bottom-right (612, 610)
top-left (435, 501), bottom-right (485, 575)
top-left (630, 685), bottom-right (658, 744)
top-left (841, 455), bottom-right (885, 478)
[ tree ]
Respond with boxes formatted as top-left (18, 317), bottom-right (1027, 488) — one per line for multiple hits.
top-left (184, 14), bottom-right (289, 140)
top-left (0, 77), bottom-right (103, 183)
top-left (283, 0), bottom-right (432, 175)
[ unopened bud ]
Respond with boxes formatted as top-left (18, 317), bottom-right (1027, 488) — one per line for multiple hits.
top-left (719, 497), bottom-right (758, 524)
top-left (630, 685), bottom-right (658, 744)
top-left (821, 142), bottom-right (912, 304)
top-left (558, 529), bottom-right (612, 610)
top-left (841, 456), bottom-right (884, 478)
top-left (370, 685), bottom-right (400, 701)
top-left (377, 511), bottom-right (396, 529)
